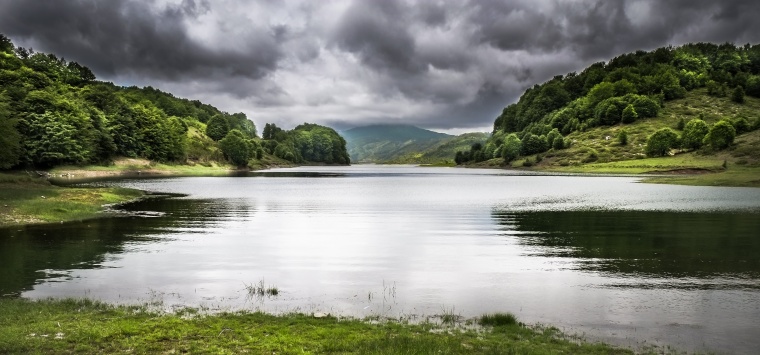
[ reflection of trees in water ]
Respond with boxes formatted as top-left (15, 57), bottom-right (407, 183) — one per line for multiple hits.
top-left (491, 209), bottom-right (760, 279)
top-left (0, 197), bottom-right (251, 297)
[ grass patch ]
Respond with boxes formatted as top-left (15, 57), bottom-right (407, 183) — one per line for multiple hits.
top-left (505, 90), bottom-right (760, 187)
top-left (479, 313), bottom-right (518, 327)
top-left (0, 298), bottom-right (640, 354)
top-left (0, 176), bottom-right (143, 226)
top-left (244, 279), bottom-right (280, 298)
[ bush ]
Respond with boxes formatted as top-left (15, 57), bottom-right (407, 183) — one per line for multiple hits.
top-left (219, 129), bottom-right (252, 167)
top-left (746, 75), bottom-right (760, 97)
top-left (546, 128), bottom-right (562, 149)
top-left (520, 133), bottom-right (548, 156)
top-left (631, 95), bottom-right (660, 118)
top-left (704, 120), bottom-right (736, 150)
top-left (731, 86), bottom-right (745, 104)
top-left (479, 313), bottom-right (518, 327)
top-left (676, 117), bottom-right (685, 130)
top-left (206, 115), bottom-right (229, 141)
top-left (501, 134), bottom-right (521, 162)
top-left (681, 119), bottom-right (709, 150)
top-left (730, 117), bottom-right (750, 134)
top-left (621, 104), bottom-right (638, 124)
top-left (617, 129), bottom-right (628, 146)
top-left (645, 128), bottom-right (679, 157)
top-left (552, 135), bottom-right (565, 150)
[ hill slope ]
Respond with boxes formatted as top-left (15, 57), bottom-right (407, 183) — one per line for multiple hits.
top-left (342, 124), bottom-right (450, 163)
top-left (457, 42), bottom-right (760, 185)
top-left (0, 34), bottom-right (347, 170)
top-left (342, 124), bottom-right (488, 164)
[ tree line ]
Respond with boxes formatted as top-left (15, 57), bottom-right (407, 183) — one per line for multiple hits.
top-left (0, 34), bottom-right (348, 169)
top-left (457, 42), bottom-right (760, 165)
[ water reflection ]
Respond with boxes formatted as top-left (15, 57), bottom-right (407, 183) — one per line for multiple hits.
top-left (0, 196), bottom-right (244, 297)
top-left (3, 166), bottom-right (760, 354)
top-left (492, 210), bottom-right (760, 282)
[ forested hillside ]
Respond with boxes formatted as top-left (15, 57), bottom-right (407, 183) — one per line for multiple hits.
top-left (457, 42), bottom-right (760, 166)
top-left (342, 124), bottom-right (489, 164)
top-left (0, 34), bottom-right (348, 169)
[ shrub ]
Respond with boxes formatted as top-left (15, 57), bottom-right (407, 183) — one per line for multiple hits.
top-left (631, 95), bottom-right (660, 118)
top-left (520, 133), bottom-right (549, 156)
top-left (206, 115), bottom-right (229, 141)
top-left (645, 128), bottom-right (678, 156)
top-left (617, 129), bottom-right (628, 146)
top-left (546, 128), bottom-right (562, 149)
top-left (704, 120), bottom-right (736, 150)
top-left (676, 117), bottom-right (685, 130)
top-left (479, 313), bottom-right (518, 327)
top-left (552, 135), bottom-right (565, 150)
top-left (731, 85), bottom-right (745, 104)
top-left (219, 129), bottom-right (252, 167)
top-left (681, 119), bottom-right (709, 150)
top-left (501, 134), bottom-right (522, 162)
top-left (621, 104), bottom-right (638, 124)
top-left (730, 117), bottom-right (750, 134)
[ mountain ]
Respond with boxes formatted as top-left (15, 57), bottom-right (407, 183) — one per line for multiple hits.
top-left (342, 124), bottom-right (487, 164)
top-left (455, 42), bottom-right (760, 174)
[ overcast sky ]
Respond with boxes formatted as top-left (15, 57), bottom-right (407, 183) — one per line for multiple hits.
top-left (2, 0), bottom-right (760, 134)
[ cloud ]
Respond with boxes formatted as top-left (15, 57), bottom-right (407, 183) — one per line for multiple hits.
top-left (1, 0), bottom-right (760, 133)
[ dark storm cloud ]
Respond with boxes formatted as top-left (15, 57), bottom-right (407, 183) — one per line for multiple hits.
top-left (1, 0), bottom-right (760, 132)
top-left (331, 0), bottom-right (425, 75)
top-left (0, 0), bottom-right (282, 83)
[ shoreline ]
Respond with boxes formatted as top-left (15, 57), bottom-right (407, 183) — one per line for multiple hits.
top-left (460, 157), bottom-right (760, 187)
top-left (0, 298), bottom-right (645, 354)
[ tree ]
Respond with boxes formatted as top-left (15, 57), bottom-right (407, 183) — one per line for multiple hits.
top-left (631, 95), bottom-right (660, 118)
top-left (0, 34), bottom-right (14, 53)
top-left (617, 129), bottom-right (628, 146)
top-left (546, 129), bottom-right (562, 149)
top-left (676, 117), bottom-right (685, 130)
top-left (501, 134), bottom-right (521, 162)
top-left (645, 128), bottom-right (678, 157)
top-left (454, 151), bottom-right (465, 165)
top-left (0, 97), bottom-right (21, 168)
top-left (206, 115), bottom-right (229, 141)
top-left (219, 129), bottom-right (252, 167)
top-left (520, 133), bottom-right (548, 156)
top-left (731, 85), bottom-right (745, 104)
top-left (704, 120), bottom-right (736, 150)
top-left (621, 104), bottom-right (638, 124)
top-left (746, 76), bottom-right (760, 97)
top-left (681, 119), bottom-right (709, 149)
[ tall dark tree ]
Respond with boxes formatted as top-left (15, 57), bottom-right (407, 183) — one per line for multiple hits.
top-left (206, 115), bottom-right (230, 141)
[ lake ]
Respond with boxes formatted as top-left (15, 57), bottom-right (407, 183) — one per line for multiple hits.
top-left (2, 165), bottom-right (760, 353)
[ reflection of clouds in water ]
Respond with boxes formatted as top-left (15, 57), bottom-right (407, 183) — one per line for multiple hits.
top-left (8, 166), bottom-right (760, 354)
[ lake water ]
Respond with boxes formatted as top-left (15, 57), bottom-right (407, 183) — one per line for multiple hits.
top-left (2, 165), bottom-right (760, 353)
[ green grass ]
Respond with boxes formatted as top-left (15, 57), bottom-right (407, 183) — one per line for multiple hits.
top-left (49, 158), bottom-right (237, 178)
top-left (0, 298), bottom-right (643, 355)
top-left (479, 313), bottom-right (518, 327)
top-left (477, 90), bottom-right (760, 187)
top-left (0, 173), bottom-right (143, 226)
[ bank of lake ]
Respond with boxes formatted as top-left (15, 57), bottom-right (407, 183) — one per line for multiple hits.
top-left (0, 298), bottom-right (650, 354)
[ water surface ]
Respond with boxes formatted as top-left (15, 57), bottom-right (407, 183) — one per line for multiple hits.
top-left (2, 165), bottom-right (759, 353)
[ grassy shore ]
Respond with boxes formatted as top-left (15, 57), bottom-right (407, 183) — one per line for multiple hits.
top-left (0, 172), bottom-right (144, 227)
top-left (0, 298), bottom-right (640, 355)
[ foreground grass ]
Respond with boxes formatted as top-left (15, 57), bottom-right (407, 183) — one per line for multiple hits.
top-left (0, 298), bottom-right (636, 355)
top-left (0, 172), bottom-right (143, 226)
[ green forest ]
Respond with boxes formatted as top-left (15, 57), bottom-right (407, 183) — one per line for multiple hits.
top-left (0, 34), bottom-right (348, 170)
top-left (456, 42), bottom-right (760, 165)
